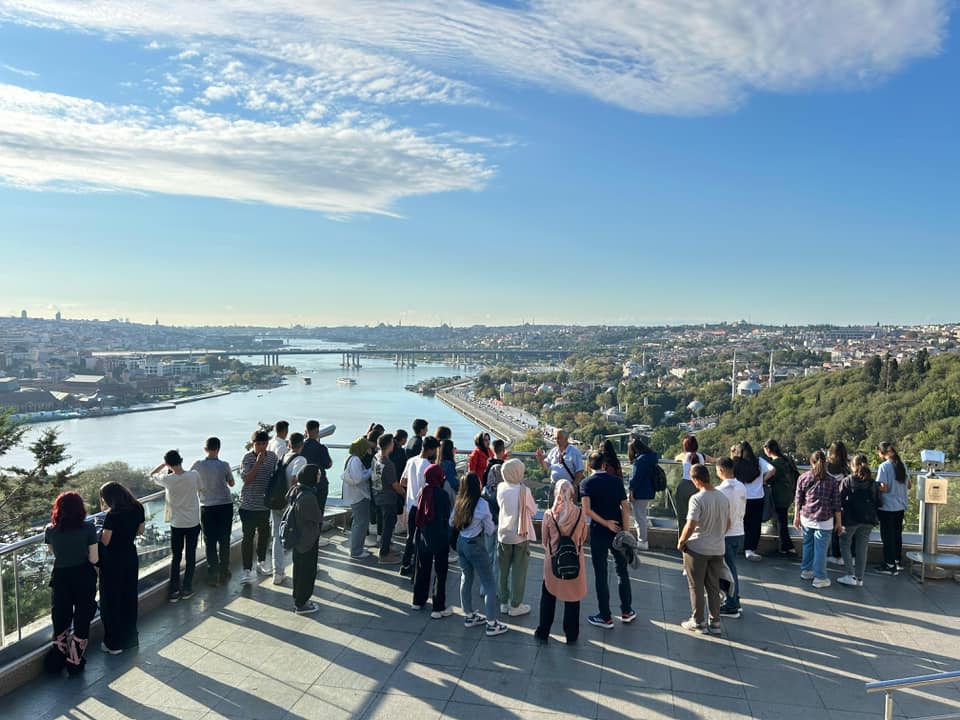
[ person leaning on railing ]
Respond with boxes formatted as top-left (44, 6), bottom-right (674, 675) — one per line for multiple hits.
top-left (98, 481), bottom-right (145, 655)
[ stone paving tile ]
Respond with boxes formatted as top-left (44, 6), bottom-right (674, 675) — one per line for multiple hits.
top-left (6, 530), bottom-right (960, 720)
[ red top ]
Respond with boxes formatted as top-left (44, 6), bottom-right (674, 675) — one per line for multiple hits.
top-left (468, 447), bottom-right (493, 482)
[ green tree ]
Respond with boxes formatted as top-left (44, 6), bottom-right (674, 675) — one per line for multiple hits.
top-left (73, 461), bottom-right (153, 511)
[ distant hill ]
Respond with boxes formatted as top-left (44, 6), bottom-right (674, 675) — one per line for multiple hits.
top-left (695, 351), bottom-right (960, 469)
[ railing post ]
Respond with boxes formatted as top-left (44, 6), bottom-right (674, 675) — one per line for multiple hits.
top-left (884, 691), bottom-right (894, 720)
top-left (0, 552), bottom-right (6, 647)
top-left (12, 548), bottom-right (21, 641)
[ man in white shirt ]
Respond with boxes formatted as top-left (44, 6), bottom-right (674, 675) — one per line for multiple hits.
top-left (535, 429), bottom-right (584, 493)
top-left (151, 449), bottom-right (201, 603)
top-left (267, 420), bottom-right (290, 459)
top-left (399, 436), bottom-right (439, 577)
top-left (271, 432), bottom-right (307, 585)
top-left (716, 457), bottom-right (747, 618)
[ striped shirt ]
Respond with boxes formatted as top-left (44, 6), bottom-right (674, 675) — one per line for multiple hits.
top-left (240, 450), bottom-right (278, 511)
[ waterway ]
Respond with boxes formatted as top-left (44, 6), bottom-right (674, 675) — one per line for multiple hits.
top-left (6, 341), bottom-right (487, 495)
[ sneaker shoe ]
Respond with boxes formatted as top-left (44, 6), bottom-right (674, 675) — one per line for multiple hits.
top-left (350, 550), bottom-right (372, 560)
top-left (500, 603), bottom-right (510, 614)
top-left (707, 622), bottom-right (722, 636)
top-left (827, 556), bottom-right (844, 566)
top-left (636, 540), bottom-right (649, 551)
top-left (745, 550), bottom-right (762, 562)
top-left (719, 606), bottom-right (742, 618)
top-left (800, 570), bottom-right (814, 580)
top-left (399, 565), bottom-right (413, 577)
top-left (295, 602), bottom-right (319, 615)
top-left (180, 587), bottom-right (194, 600)
top-left (168, 591), bottom-right (181, 603)
top-left (316, 537), bottom-right (331, 548)
top-left (876, 564), bottom-right (898, 576)
top-left (485, 621), bottom-right (509, 637)
top-left (508, 603), bottom-right (531, 617)
top-left (463, 613), bottom-right (486, 628)
top-left (272, 574), bottom-right (286, 586)
top-left (430, 608), bottom-right (454, 619)
top-left (100, 641), bottom-right (123, 655)
top-left (240, 569), bottom-right (254, 585)
top-left (778, 547), bottom-right (797, 556)
top-left (256, 561), bottom-right (273, 576)
top-left (855, 577), bottom-right (864, 587)
top-left (620, 610), bottom-right (637, 624)
top-left (812, 577), bottom-right (831, 589)
top-left (410, 603), bottom-right (424, 611)
top-left (378, 552), bottom-right (402, 565)
top-left (587, 614), bottom-right (614, 629)
top-left (680, 619), bottom-right (706, 633)
top-left (837, 574), bottom-right (859, 587)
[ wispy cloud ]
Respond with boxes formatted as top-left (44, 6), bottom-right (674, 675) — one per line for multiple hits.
top-left (0, 83), bottom-right (493, 217)
top-left (1, 62), bottom-right (38, 78)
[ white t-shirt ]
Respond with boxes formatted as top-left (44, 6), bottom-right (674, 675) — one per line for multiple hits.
top-left (682, 453), bottom-right (705, 481)
top-left (283, 452), bottom-right (307, 489)
top-left (403, 457), bottom-right (433, 512)
top-left (267, 437), bottom-right (289, 460)
top-left (717, 478), bottom-right (747, 537)
top-left (744, 457), bottom-right (775, 500)
top-left (153, 470), bottom-right (201, 528)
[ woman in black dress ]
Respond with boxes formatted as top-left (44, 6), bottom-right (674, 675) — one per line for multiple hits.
top-left (98, 482), bottom-right (145, 654)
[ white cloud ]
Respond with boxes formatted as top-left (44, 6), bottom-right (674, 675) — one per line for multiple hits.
top-left (1, 62), bottom-right (38, 78)
top-left (0, 83), bottom-right (493, 216)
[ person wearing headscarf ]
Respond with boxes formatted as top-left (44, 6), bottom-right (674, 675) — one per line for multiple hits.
top-left (343, 437), bottom-right (373, 560)
top-left (289, 464), bottom-right (322, 614)
top-left (496, 458), bottom-right (537, 617)
top-left (412, 464), bottom-right (452, 617)
top-left (534, 479), bottom-right (587, 645)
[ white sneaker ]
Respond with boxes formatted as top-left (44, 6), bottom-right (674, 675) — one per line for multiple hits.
top-left (256, 561), bottom-right (273, 576)
top-left (317, 537), bottom-right (331, 547)
top-left (508, 603), bottom-right (531, 617)
top-left (272, 574), bottom-right (286, 586)
top-left (240, 569), bottom-right (254, 584)
top-left (745, 550), bottom-right (762, 562)
top-left (812, 577), bottom-right (831, 589)
top-left (800, 570), bottom-right (814, 580)
top-left (636, 540), bottom-right (649, 551)
top-left (430, 608), bottom-right (454, 619)
top-left (500, 603), bottom-right (510, 614)
top-left (827, 556), bottom-right (844, 566)
top-left (351, 550), bottom-right (372, 560)
top-left (837, 574), bottom-right (859, 587)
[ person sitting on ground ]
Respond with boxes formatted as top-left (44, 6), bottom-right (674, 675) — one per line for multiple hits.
top-left (716, 457), bottom-right (746, 618)
top-left (44, 491), bottom-right (98, 675)
top-left (535, 478), bottom-right (587, 645)
top-left (374, 433), bottom-right (403, 564)
top-left (678, 464), bottom-right (730, 635)
top-left (452, 473), bottom-right (508, 637)
top-left (150, 450), bottom-right (201, 603)
top-left (289, 464), bottom-right (322, 615)
top-left (627, 437), bottom-right (659, 551)
top-left (412, 464), bottom-right (452, 618)
top-left (496, 458), bottom-right (537, 617)
top-left (794, 450), bottom-right (841, 589)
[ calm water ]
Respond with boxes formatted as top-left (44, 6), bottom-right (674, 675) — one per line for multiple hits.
top-left (9, 341), bottom-right (484, 492)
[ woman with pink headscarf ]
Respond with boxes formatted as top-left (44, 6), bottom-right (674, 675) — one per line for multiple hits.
top-left (534, 479), bottom-right (588, 645)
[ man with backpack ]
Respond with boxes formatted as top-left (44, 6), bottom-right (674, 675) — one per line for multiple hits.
top-left (268, 433), bottom-right (306, 586)
top-left (283, 464), bottom-right (322, 615)
top-left (301, 420), bottom-right (333, 547)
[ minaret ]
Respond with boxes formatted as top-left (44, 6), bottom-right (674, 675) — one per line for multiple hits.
top-left (769, 350), bottom-right (775, 388)
top-left (731, 351), bottom-right (737, 401)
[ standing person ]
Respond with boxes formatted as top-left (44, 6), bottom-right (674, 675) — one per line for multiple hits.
top-left (535, 478), bottom-right (587, 645)
top-left (452, 473), bottom-right (507, 637)
top-left (98, 482), bottom-right (145, 654)
top-left (480, 439), bottom-right (507, 600)
top-left (838, 453), bottom-right (881, 587)
top-left (400, 436), bottom-right (440, 576)
top-left (267, 420), bottom-right (290, 461)
top-left (439, 438), bottom-right (460, 507)
top-left (731, 441), bottom-right (775, 562)
top-left (715, 458), bottom-right (746, 618)
top-left (44, 492), bottom-right (98, 675)
top-left (288, 464), bottom-right (322, 614)
top-left (406, 418), bottom-right (429, 458)
top-left (600, 439), bottom-right (623, 479)
top-left (535, 429), bottom-right (585, 495)
top-left (876, 441), bottom-right (910, 575)
top-left (826, 442), bottom-right (852, 567)
top-left (468, 432), bottom-right (494, 485)
top-left (273, 433), bottom-right (306, 584)
top-left (673, 436), bottom-right (713, 536)
top-left (301, 420), bottom-right (333, 547)
top-left (365, 424), bottom-right (385, 544)
top-left (343, 436), bottom-right (373, 560)
top-left (374, 434), bottom-right (403, 564)
top-left (763, 439), bottom-right (799, 556)
top-left (239, 430), bottom-right (279, 584)
top-left (627, 437), bottom-right (659, 551)
top-left (677, 464), bottom-right (730, 635)
top-left (794, 450), bottom-right (841, 589)
top-left (191, 437), bottom-right (235, 587)
top-left (412, 464), bottom-right (452, 618)
top-left (496, 458), bottom-right (537, 617)
top-left (435, 426), bottom-right (452, 443)
top-left (581, 452), bottom-right (635, 629)
top-left (150, 450), bottom-right (201, 603)
top-left (390, 429), bottom-right (409, 529)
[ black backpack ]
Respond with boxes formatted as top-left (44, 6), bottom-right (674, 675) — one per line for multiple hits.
top-left (266, 455), bottom-right (295, 511)
top-left (549, 508), bottom-right (582, 580)
top-left (844, 478), bottom-right (879, 526)
top-left (652, 463), bottom-right (668, 493)
top-left (279, 485), bottom-right (314, 550)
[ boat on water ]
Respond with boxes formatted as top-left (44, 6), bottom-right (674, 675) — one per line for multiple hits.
top-left (301, 377), bottom-right (312, 385)
top-left (336, 377), bottom-right (357, 386)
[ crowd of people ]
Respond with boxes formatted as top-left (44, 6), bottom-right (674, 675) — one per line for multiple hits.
top-left (40, 415), bottom-right (912, 675)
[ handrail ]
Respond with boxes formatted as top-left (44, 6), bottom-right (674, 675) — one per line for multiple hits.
top-left (865, 670), bottom-right (960, 720)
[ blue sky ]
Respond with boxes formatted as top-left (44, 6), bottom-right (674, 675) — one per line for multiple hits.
top-left (0, 1), bottom-right (958, 327)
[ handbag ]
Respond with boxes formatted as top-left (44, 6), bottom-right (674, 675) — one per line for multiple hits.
top-left (518, 486), bottom-right (530, 539)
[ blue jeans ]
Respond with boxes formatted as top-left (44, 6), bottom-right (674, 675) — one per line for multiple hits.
top-left (458, 534), bottom-right (498, 621)
top-left (349, 499), bottom-right (371, 557)
top-left (480, 532), bottom-right (499, 598)
top-left (800, 525), bottom-right (832, 580)
top-left (723, 535), bottom-right (744, 608)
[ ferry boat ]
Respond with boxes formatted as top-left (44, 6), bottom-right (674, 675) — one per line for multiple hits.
top-left (301, 376), bottom-right (312, 385)
top-left (336, 377), bottom-right (357, 385)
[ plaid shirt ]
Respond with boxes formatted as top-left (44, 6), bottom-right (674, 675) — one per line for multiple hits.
top-left (795, 471), bottom-right (840, 522)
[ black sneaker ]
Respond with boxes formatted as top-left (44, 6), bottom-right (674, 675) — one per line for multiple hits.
top-left (719, 606), bottom-right (742, 618)
top-left (180, 588), bottom-right (194, 600)
top-left (876, 564), bottom-right (898, 575)
top-left (168, 591), bottom-right (181, 604)
top-left (399, 565), bottom-right (413, 577)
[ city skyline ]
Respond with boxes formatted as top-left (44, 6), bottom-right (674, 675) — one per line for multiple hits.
top-left (1, 2), bottom-right (959, 326)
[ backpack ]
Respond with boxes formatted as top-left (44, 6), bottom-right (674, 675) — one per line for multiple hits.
top-left (482, 462), bottom-right (503, 520)
top-left (652, 463), bottom-right (668, 494)
top-left (844, 478), bottom-right (879, 526)
top-left (548, 508), bottom-right (582, 580)
top-left (266, 455), bottom-right (295, 511)
top-left (279, 485), bottom-right (314, 550)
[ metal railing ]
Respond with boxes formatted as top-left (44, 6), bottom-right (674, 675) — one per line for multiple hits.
top-left (866, 670), bottom-right (960, 720)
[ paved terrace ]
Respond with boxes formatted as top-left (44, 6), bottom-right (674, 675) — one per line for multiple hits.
top-left (5, 531), bottom-right (960, 720)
